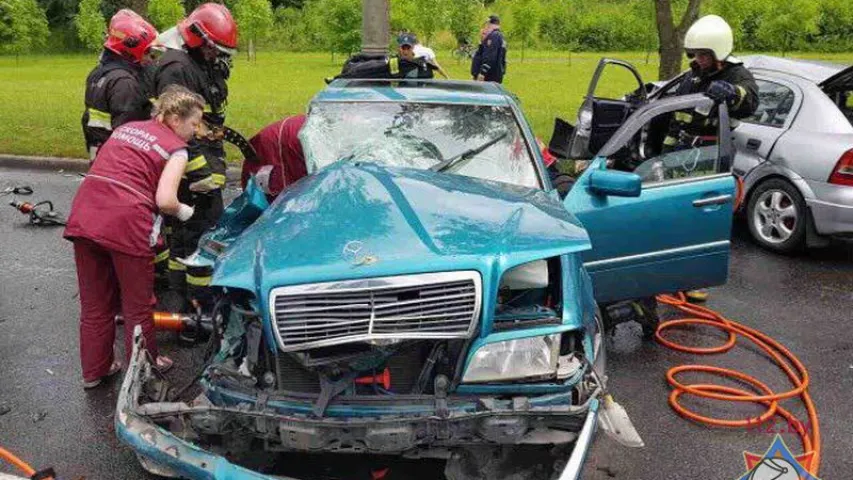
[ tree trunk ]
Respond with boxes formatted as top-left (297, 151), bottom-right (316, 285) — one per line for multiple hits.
top-left (654, 0), bottom-right (702, 80)
top-left (361, 0), bottom-right (390, 56)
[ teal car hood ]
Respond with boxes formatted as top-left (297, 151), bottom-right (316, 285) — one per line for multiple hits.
top-left (212, 162), bottom-right (591, 293)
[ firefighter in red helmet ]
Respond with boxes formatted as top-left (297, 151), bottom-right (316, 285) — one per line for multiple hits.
top-left (148, 3), bottom-right (238, 311)
top-left (82, 9), bottom-right (159, 162)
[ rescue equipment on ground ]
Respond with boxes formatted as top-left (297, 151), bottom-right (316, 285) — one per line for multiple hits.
top-left (0, 185), bottom-right (33, 197)
top-left (655, 292), bottom-right (821, 477)
top-left (8, 200), bottom-right (66, 226)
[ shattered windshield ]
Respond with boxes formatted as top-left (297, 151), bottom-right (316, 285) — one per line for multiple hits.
top-left (299, 102), bottom-right (540, 189)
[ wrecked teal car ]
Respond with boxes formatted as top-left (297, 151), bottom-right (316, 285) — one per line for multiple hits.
top-left (117, 79), bottom-right (737, 479)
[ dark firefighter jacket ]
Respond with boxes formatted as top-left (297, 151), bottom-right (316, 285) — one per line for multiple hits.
top-left (81, 50), bottom-right (152, 157)
top-left (471, 28), bottom-right (507, 83)
top-left (149, 48), bottom-right (229, 189)
top-left (334, 54), bottom-right (435, 80)
top-left (663, 61), bottom-right (759, 150)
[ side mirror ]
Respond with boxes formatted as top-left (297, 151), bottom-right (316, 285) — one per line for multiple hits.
top-left (589, 169), bottom-right (641, 197)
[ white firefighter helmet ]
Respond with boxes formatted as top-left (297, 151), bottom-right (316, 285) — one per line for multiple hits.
top-left (684, 14), bottom-right (734, 61)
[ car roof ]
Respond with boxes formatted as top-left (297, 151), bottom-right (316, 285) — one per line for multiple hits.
top-left (740, 55), bottom-right (847, 84)
top-left (313, 79), bottom-right (513, 106)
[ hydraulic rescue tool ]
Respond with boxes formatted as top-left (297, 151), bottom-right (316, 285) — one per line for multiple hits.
top-left (8, 200), bottom-right (67, 226)
top-left (116, 311), bottom-right (214, 335)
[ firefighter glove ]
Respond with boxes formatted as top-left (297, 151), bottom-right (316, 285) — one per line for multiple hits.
top-left (176, 203), bottom-right (195, 222)
top-left (706, 80), bottom-right (738, 104)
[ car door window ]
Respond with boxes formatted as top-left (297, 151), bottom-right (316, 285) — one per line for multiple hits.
top-left (607, 108), bottom-right (726, 185)
top-left (744, 81), bottom-right (795, 128)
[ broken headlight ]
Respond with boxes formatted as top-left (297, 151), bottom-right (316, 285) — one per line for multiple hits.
top-left (462, 334), bottom-right (560, 383)
top-left (494, 259), bottom-right (561, 330)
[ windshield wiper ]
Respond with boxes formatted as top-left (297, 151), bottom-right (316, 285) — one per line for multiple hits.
top-left (429, 132), bottom-right (508, 173)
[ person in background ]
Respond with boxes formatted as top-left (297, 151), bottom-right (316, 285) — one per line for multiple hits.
top-left (240, 115), bottom-right (308, 201)
top-left (395, 32), bottom-right (436, 78)
top-left (412, 35), bottom-right (449, 79)
top-left (82, 10), bottom-right (159, 162)
top-left (64, 86), bottom-right (204, 389)
top-left (471, 15), bottom-right (507, 83)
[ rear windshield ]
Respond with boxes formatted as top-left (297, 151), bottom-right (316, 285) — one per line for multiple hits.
top-left (822, 68), bottom-right (853, 126)
top-left (838, 91), bottom-right (853, 126)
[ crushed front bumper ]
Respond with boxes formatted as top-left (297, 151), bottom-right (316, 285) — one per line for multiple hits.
top-left (116, 328), bottom-right (601, 480)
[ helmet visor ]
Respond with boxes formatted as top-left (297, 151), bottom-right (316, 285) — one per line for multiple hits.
top-left (685, 48), bottom-right (714, 60)
top-left (189, 22), bottom-right (237, 57)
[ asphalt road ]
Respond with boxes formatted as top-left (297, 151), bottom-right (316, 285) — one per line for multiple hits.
top-left (1, 166), bottom-right (851, 480)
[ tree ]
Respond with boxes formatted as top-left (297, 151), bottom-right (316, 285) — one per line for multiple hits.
top-left (410, 0), bottom-right (446, 45)
top-left (447, 0), bottom-right (478, 46)
top-left (756, 0), bottom-right (818, 56)
top-left (814, 0), bottom-right (853, 51)
top-left (234, 0), bottom-right (274, 60)
top-left (320, 0), bottom-right (360, 57)
top-left (510, 0), bottom-right (538, 62)
top-left (147, 0), bottom-right (183, 31)
top-left (654, 0), bottom-right (702, 80)
top-left (101, 0), bottom-right (148, 19)
top-left (75, 0), bottom-right (105, 51)
top-left (0, 0), bottom-right (50, 57)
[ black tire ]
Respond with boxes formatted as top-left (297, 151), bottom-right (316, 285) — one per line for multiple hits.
top-left (746, 178), bottom-right (807, 253)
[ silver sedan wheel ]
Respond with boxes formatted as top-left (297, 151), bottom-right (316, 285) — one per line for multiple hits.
top-left (752, 189), bottom-right (798, 244)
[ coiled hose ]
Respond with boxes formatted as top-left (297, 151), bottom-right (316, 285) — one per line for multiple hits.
top-left (655, 292), bottom-right (821, 476)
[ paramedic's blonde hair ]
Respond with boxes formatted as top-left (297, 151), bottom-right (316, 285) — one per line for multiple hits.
top-left (152, 85), bottom-right (205, 120)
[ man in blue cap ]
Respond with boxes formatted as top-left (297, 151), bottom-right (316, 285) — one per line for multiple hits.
top-left (471, 15), bottom-right (507, 83)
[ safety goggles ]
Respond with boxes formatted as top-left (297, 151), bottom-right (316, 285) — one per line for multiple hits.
top-left (685, 49), bottom-right (713, 60)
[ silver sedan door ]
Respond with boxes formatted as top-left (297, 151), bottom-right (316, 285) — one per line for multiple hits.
top-left (732, 76), bottom-right (803, 177)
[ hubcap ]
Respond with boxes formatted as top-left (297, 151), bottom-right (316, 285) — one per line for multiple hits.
top-left (753, 189), bottom-right (798, 244)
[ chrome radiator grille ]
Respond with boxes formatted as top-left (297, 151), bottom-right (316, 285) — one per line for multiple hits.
top-left (270, 272), bottom-right (481, 351)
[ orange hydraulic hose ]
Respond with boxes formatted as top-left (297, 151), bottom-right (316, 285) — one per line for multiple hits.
top-left (655, 292), bottom-right (821, 476)
top-left (0, 446), bottom-right (37, 477)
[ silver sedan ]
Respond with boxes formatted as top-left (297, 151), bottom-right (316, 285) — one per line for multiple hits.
top-left (734, 56), bottom-right (853, 252)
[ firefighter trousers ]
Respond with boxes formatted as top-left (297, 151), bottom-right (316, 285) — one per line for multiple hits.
top-left (166, 188), bottom-right (224, 307)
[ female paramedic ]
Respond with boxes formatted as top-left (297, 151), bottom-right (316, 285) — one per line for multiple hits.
top-left (64, 85), bottom-right (204, 388)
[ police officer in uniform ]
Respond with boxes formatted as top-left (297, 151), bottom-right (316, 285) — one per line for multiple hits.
top-left (665, 15), bottom-right (758, 303)
top-left (149, 3), bottom-right (238, 310)
top-left (471, 15), bottom-right (507, 83)
top-left (82, 10), bottom-right (159, 163)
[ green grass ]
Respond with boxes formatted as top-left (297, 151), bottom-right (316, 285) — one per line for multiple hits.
top-left (1, 50), bottom-right (852, 159)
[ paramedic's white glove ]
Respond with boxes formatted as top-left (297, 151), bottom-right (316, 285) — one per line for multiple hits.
top-left (176, 203), bottom-right (195, 222)
top-left (189, 176), bottom-right (219, 193)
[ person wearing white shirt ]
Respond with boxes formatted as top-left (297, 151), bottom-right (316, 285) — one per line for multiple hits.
top-left (410, 36), bottom-right (449, 79)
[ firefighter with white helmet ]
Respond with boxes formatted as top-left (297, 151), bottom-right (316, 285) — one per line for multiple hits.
top-left (663, 14), bottom-right (759, 152)
top-left (668, 15), bottom-right (758, 303)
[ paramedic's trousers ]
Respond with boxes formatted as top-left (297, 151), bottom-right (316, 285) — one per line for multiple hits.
top-left (73, 238), bottom-right (158, 381)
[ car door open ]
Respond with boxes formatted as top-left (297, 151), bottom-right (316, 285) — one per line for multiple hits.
top-left (564, 94), bottom-right (736, 303)
top-left (566, 58), bottom-right (648, 160)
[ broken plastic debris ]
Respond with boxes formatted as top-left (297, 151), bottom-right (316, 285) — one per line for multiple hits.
top-left (597, 394), bottom-right (644, 448)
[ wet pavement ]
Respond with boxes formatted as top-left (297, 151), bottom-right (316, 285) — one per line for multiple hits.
top-left (1, 166), bottom-right (851, 479)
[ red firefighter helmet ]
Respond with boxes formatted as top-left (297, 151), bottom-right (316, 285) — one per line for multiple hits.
top-left (178, 3), bottom-right (238, 55)
top-left (103, 10), bottom-right (158, 64)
